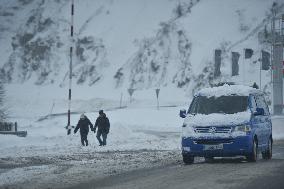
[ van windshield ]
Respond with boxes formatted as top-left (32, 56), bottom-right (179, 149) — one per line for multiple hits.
top-left (188, 95), bottom-right (248, 115)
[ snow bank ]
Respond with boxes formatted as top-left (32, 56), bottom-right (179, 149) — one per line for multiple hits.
top-left (196, 84), bottom-right (259, 97)
top-left (183, 110), bottom-right (251, 127)
top-left (0, 106), bottom-right (183, 158)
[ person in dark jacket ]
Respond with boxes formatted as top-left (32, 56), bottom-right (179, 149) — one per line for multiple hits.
top-left (94, 110), bottom-right (110, 146)
top-left (74, 114), bottom-right (93, 146)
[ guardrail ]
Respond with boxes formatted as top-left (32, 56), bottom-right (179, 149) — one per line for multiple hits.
top-left (0, 122), bottom-right (27, 137)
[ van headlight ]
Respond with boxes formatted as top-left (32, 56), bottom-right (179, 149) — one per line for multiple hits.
top-left (234, 125), bottom-right (251, 132)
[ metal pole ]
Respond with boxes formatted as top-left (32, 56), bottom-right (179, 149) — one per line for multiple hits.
top-left (157, 98), bottom-right (159, 110)
top-left (271, 9), bottom-right (284, 114)
top-left (258, 50), bottom-right (263, 90)
top-left (271, 6), bottom-right (275, 114)
top-left (270, 40), bottom-right (273, 112)
top-left (155, 89), bottom-right (160, 110)
top-left (260, 51), bottom-right (262, 90)
top-left (67, 0), bottom-right (74, 135)
top-left (119, 92), bottom-right (123, 108)
top-left (242, 49), bottom-right (246, 85)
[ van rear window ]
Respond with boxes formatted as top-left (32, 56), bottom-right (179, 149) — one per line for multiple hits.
top-left (188, 96), bottom-right (248, 115)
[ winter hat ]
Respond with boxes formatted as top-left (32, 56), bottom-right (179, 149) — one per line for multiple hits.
top-left (80, 113), bottom-right (85, 119)
top-left (99, 110), bottom-right (104, 115)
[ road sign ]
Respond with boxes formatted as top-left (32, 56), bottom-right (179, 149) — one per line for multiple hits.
top-left (261, 51), bottom-right (270, 70)
top-left (128, 89), bottom-right (135, 97)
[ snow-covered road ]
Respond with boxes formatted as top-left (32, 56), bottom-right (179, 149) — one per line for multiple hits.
top-left (75, 140), bottom-right (284, 189)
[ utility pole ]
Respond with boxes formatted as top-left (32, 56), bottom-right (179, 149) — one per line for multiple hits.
top-left (260, 55), bottom-right (262, 90)
top-left (271, 4), bottom-right (284, 114)
top-left (119, 92), bottom-right (123, 108)
top-left (66, 0), bottom-right (74, 134)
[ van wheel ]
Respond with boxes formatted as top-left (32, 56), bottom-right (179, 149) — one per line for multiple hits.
top-left (262, 138), bottom-right (272, 160)
top-left (183, 154), bottom-right (194, 164)
top-left (247, 139), bottom-right (258, 162)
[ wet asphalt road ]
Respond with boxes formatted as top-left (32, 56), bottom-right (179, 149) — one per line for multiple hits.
top-left (70, 140), bottom-right (284, 189)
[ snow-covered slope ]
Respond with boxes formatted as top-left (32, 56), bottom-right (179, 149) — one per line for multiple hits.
top-left (0, 0), bottom-right (283, 112)
top-left (1, 0), bottom-right (283, 89)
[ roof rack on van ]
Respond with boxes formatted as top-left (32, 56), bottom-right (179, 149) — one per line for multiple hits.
top-left (213, 82), bottom-right (236, 87)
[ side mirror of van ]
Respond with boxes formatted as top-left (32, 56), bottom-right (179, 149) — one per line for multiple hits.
top-left (180, 109), bottom-right (186, 118)
top-left (253, 108), bottom-right (264, 116)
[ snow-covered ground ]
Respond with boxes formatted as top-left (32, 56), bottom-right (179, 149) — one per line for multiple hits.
top-left (0, 96), bottom-right (186, 188)
top-left (1, 82), bottom-right (187, 157)
top-left (1, 97), bottom-right (284, 158)
top-left (0, 105), bottom-right (184, 158)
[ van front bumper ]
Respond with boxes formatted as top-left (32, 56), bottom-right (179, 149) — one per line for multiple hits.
top-left (181, 135), bottom-right (253, 157)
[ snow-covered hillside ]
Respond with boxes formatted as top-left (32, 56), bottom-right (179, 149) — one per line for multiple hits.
top-left (0, 0), bottom-right (283, 95)
top-left (0, 0), bottom-right (283, 121)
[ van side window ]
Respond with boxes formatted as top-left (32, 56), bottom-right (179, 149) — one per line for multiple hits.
top-left (255, 95), bottom-right (269, 115)
top-left (249, 95), bottom-right (257, 112)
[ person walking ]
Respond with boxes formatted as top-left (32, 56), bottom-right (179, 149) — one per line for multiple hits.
top-left (74, 113), bottom-right (93, 146)
top-left (94, 110), bottom-right (110, 146)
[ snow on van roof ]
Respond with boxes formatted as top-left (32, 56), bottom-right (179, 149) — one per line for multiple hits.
top-left (195, 84), bottom-right (260, 97)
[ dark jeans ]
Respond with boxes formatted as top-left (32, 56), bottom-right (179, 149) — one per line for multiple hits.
top-left (80, 133), bottom-right (88, 146)
top-left (96, 129), bottom-right (108, 146)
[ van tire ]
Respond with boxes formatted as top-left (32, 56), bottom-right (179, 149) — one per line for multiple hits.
top-left (247, 139), bottom-right (258, 162)
top-left (262, 138), bottom-right (272, 160)
top-left (183, 154), bottom-right (194, 164)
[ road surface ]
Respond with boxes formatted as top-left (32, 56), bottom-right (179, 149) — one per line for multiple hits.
top-left (68, 140), bottom-right (284, 189)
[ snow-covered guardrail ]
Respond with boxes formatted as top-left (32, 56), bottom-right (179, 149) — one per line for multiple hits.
top-left (0, 122), bottom-right (27, 137)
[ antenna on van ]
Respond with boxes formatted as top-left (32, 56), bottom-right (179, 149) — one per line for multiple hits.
top-left (214, 82), bottom-right (236, 87)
